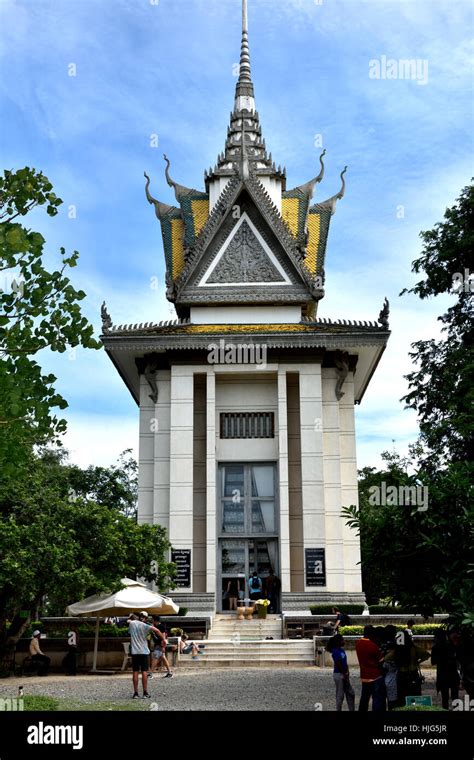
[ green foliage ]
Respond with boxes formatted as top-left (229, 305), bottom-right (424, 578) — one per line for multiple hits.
top-left (23, 695), bottom-right (60, 711)
top-left (339, 624), bottom-right (443, 636)
top-left (309, 605), bottom-right (364, 615)
top-left (343, 183), bottom-right (474, 626)
top-left (0, 167), bottom-right (101, 476)
top-left (170, 627), bottom-right (184, 636)
top-left (0, 449), bottom-right (175, 662)
top-left (176, 607), bottom-right (188, 616)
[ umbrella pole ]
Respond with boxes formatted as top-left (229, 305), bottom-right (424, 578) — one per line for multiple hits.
top-left (92, 615), bottom-right (100, 672)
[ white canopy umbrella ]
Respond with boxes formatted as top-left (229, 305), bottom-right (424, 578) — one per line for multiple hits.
top-left (66, 578), bottom-right (179, 672)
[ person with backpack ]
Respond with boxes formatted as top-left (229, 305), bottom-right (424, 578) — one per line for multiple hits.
top-left (326, 634), bottom-right (355, 711)
top-left (248, 571), bottom-right (263, 601)
top-left (333, 607), bottom-right (352, 631)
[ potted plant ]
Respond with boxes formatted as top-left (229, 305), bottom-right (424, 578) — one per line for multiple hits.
top-left (255, 599), bottom-right (270, 619)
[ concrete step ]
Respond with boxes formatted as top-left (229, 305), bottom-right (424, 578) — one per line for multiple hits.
top-left (180, 639), bottom-right (314, 667)
top-left (181, 659), bottom-right (313, 668)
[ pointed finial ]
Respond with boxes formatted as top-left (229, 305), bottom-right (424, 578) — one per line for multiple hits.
top-left (163, 154), bottom-right (192, 200)
top-left (316, 166), bottom-right (348, 215)
top-left (235, 0), bottom-right (255, 107)
top-left (144, 172), bottom-right (174, 219)
top-left (101, 301), bottom-right (112, 333)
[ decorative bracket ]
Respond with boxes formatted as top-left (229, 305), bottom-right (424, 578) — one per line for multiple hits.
top-left (334, 350), bottom-right (350, 400)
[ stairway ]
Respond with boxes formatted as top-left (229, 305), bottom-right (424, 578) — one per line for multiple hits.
top-left (182, 639), bottom-right (314, 667)
top-left (209, 614), bottom-right (283, 641)
top-left (179, 615), bottom-right (315, 667)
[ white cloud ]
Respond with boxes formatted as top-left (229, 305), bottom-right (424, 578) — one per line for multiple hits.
top-left (61, 412), bottom-right (138, 469)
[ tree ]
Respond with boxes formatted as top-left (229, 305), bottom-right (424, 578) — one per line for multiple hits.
top-left (343, 449), bottom-right (440, 612)
top-left (0, 449), bottom-right (175, 667)
top-left (0, 167), bottom-right (101, 476)
top-left (344, 183), bottom-right (474, 623)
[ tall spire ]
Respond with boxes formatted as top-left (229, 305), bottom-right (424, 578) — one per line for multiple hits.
top-left (205, 0), bottom-right (286, 192)
top-left (235, 0), bottom-right (255, 111)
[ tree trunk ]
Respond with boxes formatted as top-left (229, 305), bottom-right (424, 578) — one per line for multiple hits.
top-left (0, 593), bottom-right (42, 671)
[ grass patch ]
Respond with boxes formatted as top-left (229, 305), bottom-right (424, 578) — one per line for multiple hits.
top-left (24, 695), bottom-right (60, 711)
top-left (58, 699), bottom-right (148, 712)
top-left (22, 695), bottom-right (148, 711)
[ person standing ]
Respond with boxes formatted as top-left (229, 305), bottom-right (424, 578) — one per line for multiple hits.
top-left (128, 612), bottom-right (165, 699)
top-left (149, 616), bottom-right (174, 678)
top-left (225, 578), bottom-right (241, 611)
top-left (64, 626), bottom-right (79, 676)
top-left (431, 630), bottom-right (460, 709)
top-left (382, 626), bottom-right (399, 710)
top-left (29, 631), bottom-right (50, 676)
top-left (355, 626), bottom-right (386, 712)
top-left (248, 571), bottom-right (262, 601)
top-left (390, 630), bottom-right (430, 704)
top-left (326, 634), bottom-right (355, 711)
top-left (266, 572), bottom-right (281, 613)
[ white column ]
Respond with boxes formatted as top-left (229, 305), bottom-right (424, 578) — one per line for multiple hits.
top-left (277, 369), bottom-right (291, 592)
top-left (153, 370), bottom-right (171, 533)
top-left (137, 375), bottom-right (155, 526)
top-left (339, 374), bottom-right (362, 593)
top-left (206, 369), bottom-right (217, 595)
top-left (169, 366), bottom-right (194, 591)
top-left (322, 368), bottom-right (345, 591)
top-left (299, 364), bottom-right (325, 591)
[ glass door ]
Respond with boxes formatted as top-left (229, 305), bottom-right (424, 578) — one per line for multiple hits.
top-left (218, 463), bottom-right (279, 612)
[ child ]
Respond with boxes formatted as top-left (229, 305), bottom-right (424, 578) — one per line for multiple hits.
top-left (326, 634), bottom-right (355, 711)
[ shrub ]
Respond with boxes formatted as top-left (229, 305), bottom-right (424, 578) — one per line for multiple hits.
top-left (24, 695), bottom-right (60, 711)
top-left (176, 607), bottom-right (188, 616)
top-left (309, 605), bottom-right (364, 616)
top-left (369, 605), bottom-right (419, 614)
top-left (338, 624), bottom-right (444, 636)
top-left (170, 628), bottom-right (184, 636)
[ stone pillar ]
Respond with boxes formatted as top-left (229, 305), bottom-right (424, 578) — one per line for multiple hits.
top-left (205, 369), bottom-right (217, 596)
top-left (277, 368), bottom-right (291, 592)
top-left (299, 364), bottom-right (325, 591)
top-left (169, 366), bottom-right (194, 591)
top-left (339, 374), bottom-right (362, 592)
top-left (152, 370), bottom-right (171, 533)
top-left (137, 374), bottom-right (155, 526)
top-left (322, 368), bottom-right (345, 591)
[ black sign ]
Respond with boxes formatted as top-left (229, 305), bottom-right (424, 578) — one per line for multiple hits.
top-left (171, 549), bottom-right (191, 588)
top-left (305, 548), bottom-right (326, 587)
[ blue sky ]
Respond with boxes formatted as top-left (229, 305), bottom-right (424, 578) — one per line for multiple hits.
top-left (1, 0), bottom-right (472, 469)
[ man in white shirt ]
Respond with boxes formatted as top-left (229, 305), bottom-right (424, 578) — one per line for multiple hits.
top-left (128, 612), bottom-right (165, 699)
top-left (29, 630), bottom-right (50, 676)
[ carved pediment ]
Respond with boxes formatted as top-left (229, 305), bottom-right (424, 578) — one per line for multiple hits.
top-left (200, 214), bottom-right (289, 286)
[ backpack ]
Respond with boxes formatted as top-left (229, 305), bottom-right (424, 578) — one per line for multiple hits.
top-left (250, 576), bottom-right (260, 591)
top-left (339, 613), bottom-right (352, 626)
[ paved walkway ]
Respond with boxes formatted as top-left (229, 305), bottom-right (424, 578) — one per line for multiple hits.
top-left (0, 668), bottom-right (439, 711)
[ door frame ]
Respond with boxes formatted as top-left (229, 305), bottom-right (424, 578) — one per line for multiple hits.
top-left (216, 462), bottom-right (280, 612)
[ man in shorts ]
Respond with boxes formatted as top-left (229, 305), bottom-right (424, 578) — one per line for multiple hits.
top-left (128, 612), bottom-right (165, 699)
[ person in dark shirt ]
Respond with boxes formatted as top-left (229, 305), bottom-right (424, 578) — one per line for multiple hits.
top-left (431, 629), bottom-right (460, 709)
top-left (326, 634), bottom-right (355, 711)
